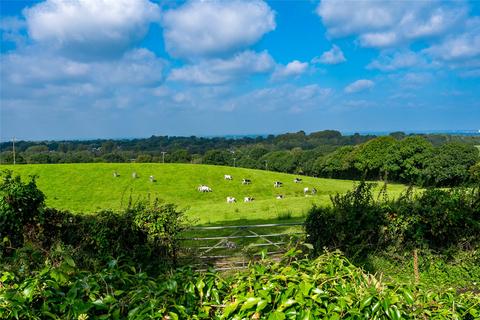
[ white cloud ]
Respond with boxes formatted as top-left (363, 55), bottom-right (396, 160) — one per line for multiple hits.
top-left (1, 48), bottom-right (166, 103)
top-left (228, 84), bottom-right (332, 113)
top-left (398, 72), bottom-right (433, 88)
top-left (272, 60), bottom-right (309, 80)
top-left (424, 19), bottom-right (480, 61)
top-left (316, 0), bottom-right (466, 48)
top-left (367, 51), bottom-right (427, 71)
top-left (344, 79), bottom-right (375, 93)
top-left (162, 0), bottom-right (275, 59)
top-left (168, 50), bottom-right (275, 85)
top-left (23, 0), bottom-right (160, 60)
top-left (312, 45), bottom-right (346, 64)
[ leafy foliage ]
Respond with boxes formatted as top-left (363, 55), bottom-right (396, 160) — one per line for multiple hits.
top-left (0, 171), bottom-right (190, 271)
top-left (0, 170), bottom-right (45, 253)
top-left (1, 250), bottom-right (478, 319)
top-left (305, 182), bottom-right (480, 258)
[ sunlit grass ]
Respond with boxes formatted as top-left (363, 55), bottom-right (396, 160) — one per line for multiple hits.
top-left (1, 163), bottom-right (409, 224)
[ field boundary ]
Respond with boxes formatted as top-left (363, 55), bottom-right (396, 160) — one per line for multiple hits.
top-left (179, 222), bottom-right (305, 271)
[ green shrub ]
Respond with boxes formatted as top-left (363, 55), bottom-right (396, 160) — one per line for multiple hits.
top-left (0, 170), bottom-right (45, 254)
top-left (305, 181), bottom-right (386, 258)
top-left (305, 182), bottom-right (480, 259)
top-left (1, 250), bottom-right (478, 319)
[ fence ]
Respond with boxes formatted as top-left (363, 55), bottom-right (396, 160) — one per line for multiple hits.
top-left (179, 222), bottom-right (305, 271)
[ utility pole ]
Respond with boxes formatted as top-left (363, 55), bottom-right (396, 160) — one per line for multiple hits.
top-left (12, 136), bottom-right (16, 165)
top-left (233, 157), bottom-right (236, 167)
top-left (264, 160), bottom-right (268, 171)
top-left (161, 151), bottom-right (167, 164)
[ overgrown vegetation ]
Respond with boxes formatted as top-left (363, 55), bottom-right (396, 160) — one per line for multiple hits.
top-left (0, 170), bottom-right (189, 272)
top-left (1, 171), bottom-right (479, 319)
top-left (305, 181), bottom-right (480, 259)
top-left (2, 249), bottom-right (479, 319)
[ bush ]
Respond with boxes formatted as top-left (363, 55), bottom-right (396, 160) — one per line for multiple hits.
top-left (0, 170), bottom-right (45, 254)
top-left (305, 182), bottom-right (480, 259)
top-left (1, 250), bottom-right (478, 319)
top-left (305, 182), bottom-right (386, 258)
top-left (1, 171), bottom-right (190, 271)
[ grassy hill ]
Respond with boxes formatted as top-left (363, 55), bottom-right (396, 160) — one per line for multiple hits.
top-left (0, 163), bottom-right (408, 224)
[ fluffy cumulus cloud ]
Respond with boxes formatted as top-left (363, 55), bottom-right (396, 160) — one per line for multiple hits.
top-left (367, 51), bottom-right (427, 71)
top-left (23, 0), bottom-right (161, 60)
top-left (162, 0), bottom-right (275, 59)
top-left (168, 50), bottom-right (274, 85)
top-left (271, 60), bottom-right (309, 80)
top-left (424, 18), bottom-right (480, 61)
top-left (344, 79), bottom-right (375, 93)
top-left (316, 0), bottom-right (466, 48)
top-left (312, 45), bottom-right (346, 64)
top-left (1, 48), bottom-right (166, 105)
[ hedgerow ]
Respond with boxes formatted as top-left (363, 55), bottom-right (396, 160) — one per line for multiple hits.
top-left (1, 250), bottom-right (479, 319)
top-left (305, 181), bottom-right (480, 258)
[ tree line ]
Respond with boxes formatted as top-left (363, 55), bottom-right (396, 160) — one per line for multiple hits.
top-left (1, 130), bottom-right (479, 187)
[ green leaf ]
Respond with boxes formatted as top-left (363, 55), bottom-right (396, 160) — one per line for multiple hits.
top-left (360, 296), bottom-right (373, 309)
top-left (241, 297), bottom-right (262, 311)
top-left (64, 256), bottom-right (76, 267)
top-left (402, 290), bottom-right (414, 304)
top-left (268, 311), bottom-right (286, 320)
top-left (256, 299), bottom-right (268, 312)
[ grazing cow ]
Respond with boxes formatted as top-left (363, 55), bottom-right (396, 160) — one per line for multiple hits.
top-left (226, 196), bottom-right (236, 203)
top-left (274, 181), bottom-right (283, 188)
top-left (149, 175), bottom-right (156, 182)
top-left (242, 179), bottom-right (251, 185)
top-left (294, 178), bottom-right (302, 183)
top-left (113, 171), bottom-right (119, 178)
top-left (224, 174), bottom-right (233, 180)
top-left (303, 187), bottom-right (309, 194)
top-left (311, 188), bottom-right (317, 195)
top-left (132, 172), bottom-right (138, 179)
top-left (276, 195), bottom-right (284, 200)
top-left (244, 197), bottom-right (254, 202)
top-left (198, 185), bottom-right (212, 192)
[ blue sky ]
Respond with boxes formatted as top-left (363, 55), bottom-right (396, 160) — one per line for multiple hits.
top-left (1, 0), bottom-right (479, 140)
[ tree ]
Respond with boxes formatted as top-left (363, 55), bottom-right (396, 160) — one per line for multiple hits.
top-left (353, 137), bottom-right (399, 180)
top-left (314, 146), bottom-right (357, 179)
top-left (397, 136), bottom-right (433, 184)
top-left (203, 150), bottom-right (231, 166)
top-left (422, 142), bottom-right (479, 186)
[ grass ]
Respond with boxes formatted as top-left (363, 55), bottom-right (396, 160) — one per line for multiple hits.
top-left (0, 163), bottom-right (408, 225)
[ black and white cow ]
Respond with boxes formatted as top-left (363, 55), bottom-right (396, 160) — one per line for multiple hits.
top-left (276, 195), bottom-right (284, 200)
top-left (224, 174), bottom-right (233, 180)
top-left (198, 185), bottom-right (212, 192)
top-left (132, 172), bottom-right (138, 179)
top-left (294, 178), bottom-right (302, 183)
top-left (113, 171), bottom-right (119, 178)
top-left (244, 196), bottom-right (254, 202)
top-left (274, 181), bottom-right (283, 188)
top-left (226, 196), bottom-right (236, 203)
top-left (242, 179), bottom-right (251, 185)
top-left (149, 175), bottom-right (156, 182)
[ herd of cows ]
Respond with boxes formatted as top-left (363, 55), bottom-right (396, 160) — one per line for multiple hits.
top-left (199, 174), bottom-right (317, 203)
top-left (113, 171), bottom-right (318, 203)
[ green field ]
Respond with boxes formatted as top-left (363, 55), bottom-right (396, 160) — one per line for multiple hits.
top-left (0, 163), bottom-right (408, 224)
